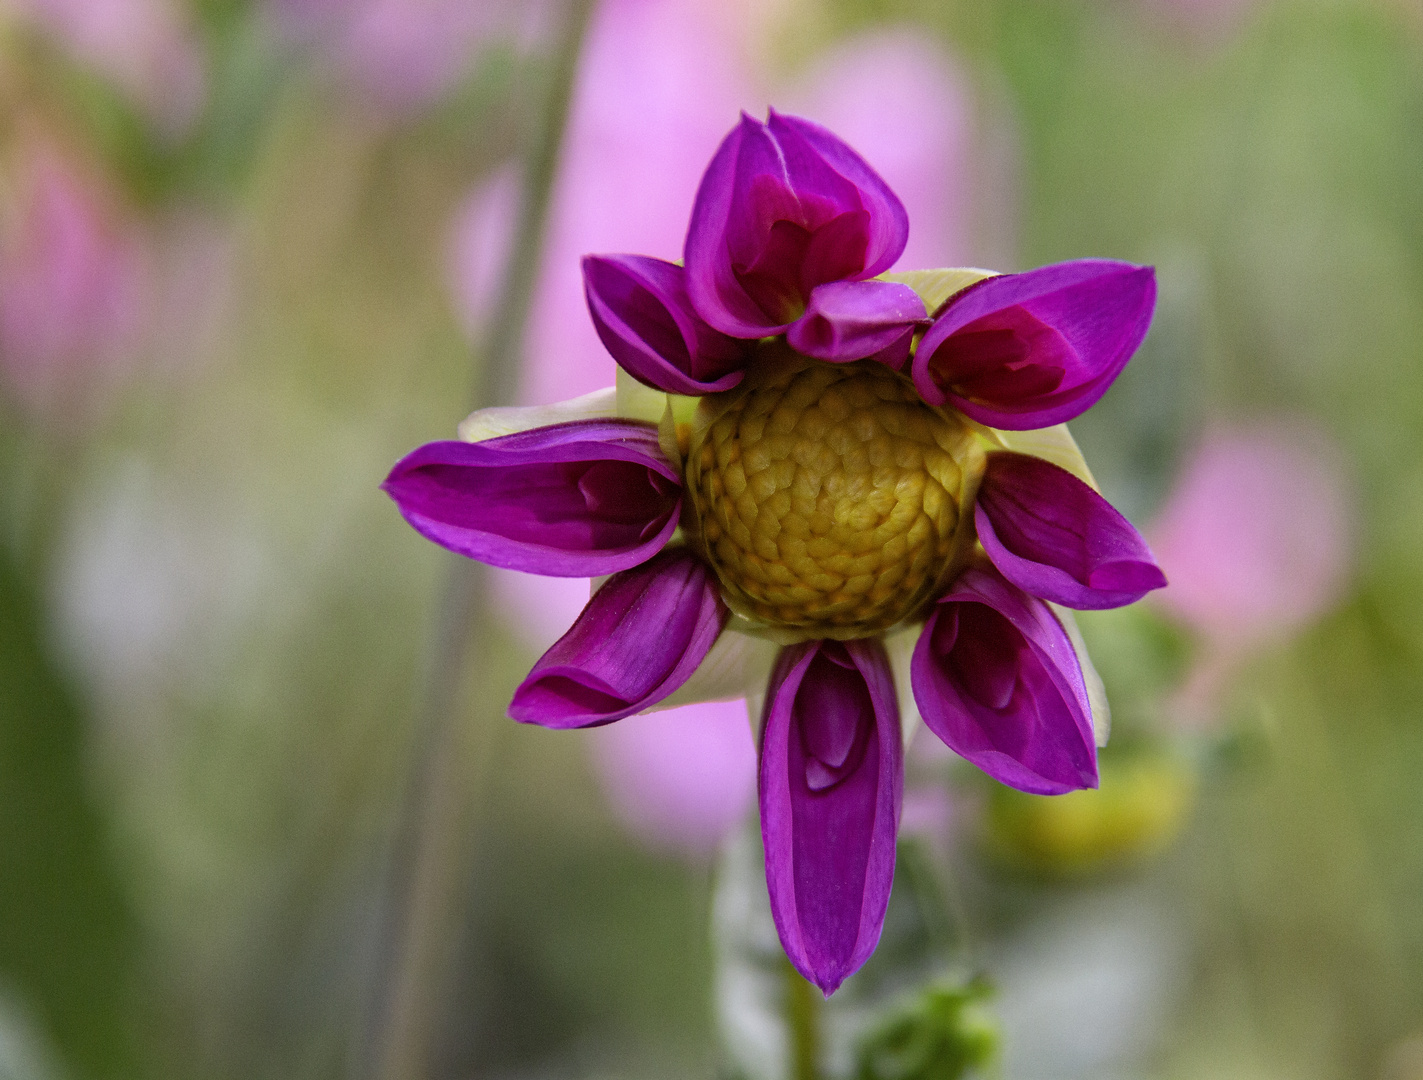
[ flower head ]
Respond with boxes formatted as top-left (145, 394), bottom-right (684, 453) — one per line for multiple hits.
top-left (384, 111), bottom-right (1164, 995)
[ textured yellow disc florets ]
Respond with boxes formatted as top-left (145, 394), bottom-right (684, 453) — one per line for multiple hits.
top-left (685, 349), bottom-right (984, 641)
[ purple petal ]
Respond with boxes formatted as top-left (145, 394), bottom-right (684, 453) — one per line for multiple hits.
top-left (768, 111), bottom-right (908, 279)
top-left (976, 452), bottom-right (1167, 609)
top-left (911, 566), bottom-right (1097, 795)
top-left (759, 639), bottom-right (902, 996)
top-left (582, 254), bottom-right (748, 395)
top-left (509, 551), bottom-right (728, 728)
top-left (382, 420), bottom-right (681, 576)
top-left (785, 279), bottom-right (926, 363)
top-left (685, 111), bottom-right (909, 339)
top-left (912, 260), bottom-right (1156, 429)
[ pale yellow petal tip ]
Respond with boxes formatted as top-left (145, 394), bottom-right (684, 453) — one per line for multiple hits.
top-left (991, 423), bottom-right (1099, 491)
top-left (882, 623), bottom-right (924, 751)
top-left (878, 267), bottom-right (998, 314)
top-left (614, 367), bottom-right (670, 424)
top-left (457, 387), bottom-right (617, 442)
top-left (1047, 603), bottom-right (1111, 746)
top-left (642, 624), bottom-right (779, 714)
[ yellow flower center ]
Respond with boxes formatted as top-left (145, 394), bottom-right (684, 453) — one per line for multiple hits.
top-left (685, 348), bottom-right (984, 641)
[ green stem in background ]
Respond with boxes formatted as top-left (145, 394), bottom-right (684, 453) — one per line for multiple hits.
top-left (786, 960), bottom-right (822, 1080)
top-left (362, 2), bottom-right (593, 1078)
top-left (899, 837), bottom-right (977, 966)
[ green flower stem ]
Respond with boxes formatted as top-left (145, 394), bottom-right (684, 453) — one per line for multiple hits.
top-left (363, 3), bottom-right (594, 1077)
top-left (786, 959), bottom-right (823, 1080)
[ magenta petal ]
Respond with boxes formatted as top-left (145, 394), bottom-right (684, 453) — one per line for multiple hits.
top-left (786, 280), bottom-right (926, 362)
top-left (509, 551), bottom-right (729, 728)
top-left (685, 111), bottom-right (909, 339)
top-left (767, 111), bottom-right (908, 279)
top-left (582, 254), bottom-right (747, 395)
top-left (911, 566), bottom-right (1097, 795)
top-left (684, 116), bottom-right (766, 337)
top-left (976, 452), bottom-right (1167, 609)
top-left (382, 421), bottom-right (681, 576)
top-left (912, 259), bottom-right (1156, 428)
top-left (759, 639), bottom-right (902, 997)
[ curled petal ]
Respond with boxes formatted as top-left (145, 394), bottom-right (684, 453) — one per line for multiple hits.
top-left (760, 639), bottom-right (902, 996)
top-left (768, 112), bottom-right (908, 279)
top-left (976, 452), bottom-right (1167, 609)
top-left (785, 279), bottom-right (926, 363)
top-left (685, 110), bottom-right (909, 339)
top-left (509, 551), bottom-right (729, 728)
top-left (912, 566), bottom-right (1097, 795)
top-left (583, 254), bottom-right (747, 395)
top-left (912, 259), bottom-right (1156, 429)
top-left (382, 421), bottom-right (680, 576)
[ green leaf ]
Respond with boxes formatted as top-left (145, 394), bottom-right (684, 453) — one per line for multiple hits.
top-left (0, 550), bottom-right (143, 1080)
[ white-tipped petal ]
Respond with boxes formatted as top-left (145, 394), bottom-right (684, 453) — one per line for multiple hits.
top-left (878, 267), bottom-right (997, 314)
top-left (615, 366), bottom-right (672, 424)
top-left (457, 388), bottom-right (618, 442)
top-left (644, 624), bottom-right (778, 714)
top-left (1048, 602), bottom-right (1111, 746)
top-left (989, 423), bottom-right (1099, 490)
top-left (883, 622), bottom-right (923, 751)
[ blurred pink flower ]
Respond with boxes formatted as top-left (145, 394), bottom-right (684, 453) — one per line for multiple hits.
top-left (519, 0), bottom-right (755, 407)
top-left (586, 700), bottom-right (757, 857)
top-left (270, 0), bottom-right (549, 110)
top-left (482, 0), bottom-right (758, 652)
top-left (448, 163), bottom-right (522, 334)
top-left (0, 145), bottom-right (153, 422)
top-left (1149, 420), bottom-right (1354, 722)
top-left (1142, 0), bottom-right (1261, 39)
top-left (789, 29), bottom-right (976, 271)
top-left (1151, 420), bottom-right (1352, 645)
top-left (9, 0), bottom-right (206, 137)
top-left (899, 783), bottom-right (957, 847)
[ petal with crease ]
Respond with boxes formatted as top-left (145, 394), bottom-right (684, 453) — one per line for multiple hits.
top-left (760, 638), bottom-right (902, 996)
top-left (768, 111), bottom-right (908, 280)
top-left (509, 551), bottom-right (729, 728)
top-left (383, 420), bottom-right (681, 576)
top-left (975, 452), bottom-right (1167, 609)
top-left (583, 254), bottom-right (747, 395)
top-left (685, 111), bottom-right (909, 339)
top-left (912, 566), bottom-right (1097, 795)
top-left (912, 259), bottom-right (1156, 428)
top-left (786, 279), bottom-right (926, 363)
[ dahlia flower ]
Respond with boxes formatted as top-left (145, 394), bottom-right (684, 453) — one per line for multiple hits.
top-left (384, 110), bottom-right (1165, 995)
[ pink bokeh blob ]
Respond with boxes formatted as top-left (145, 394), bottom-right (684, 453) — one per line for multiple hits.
top-left (586, 699), bottom-right (757, 857)
top-left (10, 0), bottom-right (206, 137)
top-left (1150, 420), bottom-right (1354, 649)
top-left (0, 146), bottom-right (153, 421)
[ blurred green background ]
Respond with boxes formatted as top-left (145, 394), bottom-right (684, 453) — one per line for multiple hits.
top-left (2, 0), bottom-right (1422, 1077)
